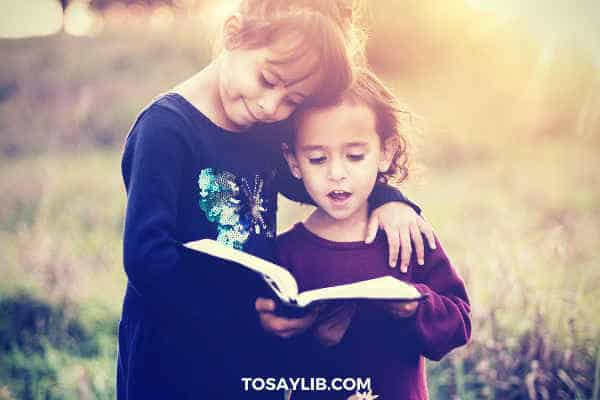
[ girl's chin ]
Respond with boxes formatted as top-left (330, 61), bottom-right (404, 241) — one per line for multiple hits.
top-left (317, 206), bottom-right (362, 223)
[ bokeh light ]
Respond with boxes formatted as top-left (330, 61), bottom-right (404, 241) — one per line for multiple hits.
top-left (0, 0), bottom-right (63, 39)
top-left (64, 0), bottom-right (104, 37)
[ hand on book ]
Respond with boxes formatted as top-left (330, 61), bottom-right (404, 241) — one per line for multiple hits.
top-left (255, 297), bottom-right (319, 339)
top-left (379, 300), bottom-right (419, 319)
top-left (185, 240), bottom-right (425, 308)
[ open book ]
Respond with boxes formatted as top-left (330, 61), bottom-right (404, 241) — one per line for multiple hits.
top-left (184, 239), bottom-right (426, 315)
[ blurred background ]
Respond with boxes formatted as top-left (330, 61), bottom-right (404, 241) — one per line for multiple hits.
top-left (1, 0), bottom-right (599, 399)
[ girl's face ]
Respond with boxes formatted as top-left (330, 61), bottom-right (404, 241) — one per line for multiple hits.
top-left (217, 32), bottom-right (322, 132)
top-left (285, 102), bottom-right (396, 225)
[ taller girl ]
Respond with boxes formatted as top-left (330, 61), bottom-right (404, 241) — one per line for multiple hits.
top-left (118, 1), bottom-right (434, 399)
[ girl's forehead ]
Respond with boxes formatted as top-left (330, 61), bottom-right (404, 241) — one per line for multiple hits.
top-left (264, 34), bottom-right (321, 89)
top-left (296, 103), bottom-right (378, 145)
top-left (303, 102), bottom-right (375, 127)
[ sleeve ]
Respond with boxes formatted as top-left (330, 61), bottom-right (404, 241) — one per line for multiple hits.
top-left (121, 107), bottom-right (230, 329)
top-left (368, 183), bottom-right (421, 214)
top-left (409, 237), bottom-right (471, 361)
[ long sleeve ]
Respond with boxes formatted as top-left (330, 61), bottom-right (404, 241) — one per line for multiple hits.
top-left (121, 107), bottom-right (232, 329)
top-left (410, 238), bottom-right (471, 361)
top-left (368, 182), bottom-right (421, 214)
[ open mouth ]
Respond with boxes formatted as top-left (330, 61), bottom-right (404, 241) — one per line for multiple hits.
top-left (327, 190), bottom-right (352, 202)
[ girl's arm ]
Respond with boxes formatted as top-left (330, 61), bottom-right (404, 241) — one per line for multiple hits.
top-left (122, 106), bottom-right (248, 329)
top-left (380, 237), bottom-right (472, 361)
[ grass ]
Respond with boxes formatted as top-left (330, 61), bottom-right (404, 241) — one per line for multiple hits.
top-left (1, 136), bottom-right (598, 398)
top-left (1, 14), bottom-right (599, 399)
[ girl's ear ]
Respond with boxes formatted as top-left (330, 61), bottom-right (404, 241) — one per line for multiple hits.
top-left (282, 143), bottom-right (302, 179)
top-left (222, 13), bottom-right (243, 50)
top-left (379, 136), bottom-right (398, 173)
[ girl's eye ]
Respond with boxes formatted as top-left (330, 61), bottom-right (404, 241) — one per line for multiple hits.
top-left (308, 156), bottom-right (327, 165)
top-left (347, 154), bottom-right (365, 161)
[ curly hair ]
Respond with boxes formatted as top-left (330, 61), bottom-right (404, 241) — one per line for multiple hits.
top-left (292, 68), bottom-right (412, 184)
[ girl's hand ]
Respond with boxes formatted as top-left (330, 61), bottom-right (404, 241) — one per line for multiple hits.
top-left (380, 300), bottom-right (419, 319)
top-left (255, 297), bottom-right (318, 338)
top-left (366, 202), bottom-right (436, 271)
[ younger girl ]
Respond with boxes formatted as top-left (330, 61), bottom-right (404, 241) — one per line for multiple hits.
top-left (268, 69), bottom-right (471, 399)
top-left (118, 1), bottom-right (434, 399)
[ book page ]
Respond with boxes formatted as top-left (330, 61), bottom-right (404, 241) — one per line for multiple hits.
top-left (296, 276), bottom-right (423, 308)
top-left (183, 239), bottom-right (299, 302)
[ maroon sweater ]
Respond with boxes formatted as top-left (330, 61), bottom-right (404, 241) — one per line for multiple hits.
top-left (277, 223), bottom-right (471, 400)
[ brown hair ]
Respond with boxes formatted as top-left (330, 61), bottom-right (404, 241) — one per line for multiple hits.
top-left (294, 68), bottom-right (412, 184)
top-left (225, 0), bottom-right (366, 106)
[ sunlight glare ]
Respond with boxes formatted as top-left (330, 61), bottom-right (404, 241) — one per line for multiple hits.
top-left (0, 0), bottom-right (63, 38)
top-left (464, 0), bottom-right (600, 66)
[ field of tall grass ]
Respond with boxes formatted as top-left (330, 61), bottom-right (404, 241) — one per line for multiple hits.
top-left (1, 14), bottom-right (599, 400)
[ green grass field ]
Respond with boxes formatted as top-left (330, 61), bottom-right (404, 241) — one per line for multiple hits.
top-left (1, 22), bottom-right (599, 400)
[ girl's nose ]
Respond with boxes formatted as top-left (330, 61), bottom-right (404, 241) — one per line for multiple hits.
top-left (327, 158), bottom-right (348, 181)
top-left (257, 91), bottom-right (284, 120)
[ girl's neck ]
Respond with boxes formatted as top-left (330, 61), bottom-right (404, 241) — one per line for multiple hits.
top-left (304, 207), bottom-right (369, 243)
top-left (171, 60), bottom-right (231, 131)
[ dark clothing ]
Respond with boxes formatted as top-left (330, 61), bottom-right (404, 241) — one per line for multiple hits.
top-left (117, 93), bottom-right (418, 399)
top-left (277, 223), bottom-right (471, 400)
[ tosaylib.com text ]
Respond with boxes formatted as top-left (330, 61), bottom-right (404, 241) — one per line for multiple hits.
top-left (241, 377), bottom-right (372, 392)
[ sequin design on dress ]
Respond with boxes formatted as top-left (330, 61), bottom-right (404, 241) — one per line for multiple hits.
top-left (198, 168), bottom-right (274, 249)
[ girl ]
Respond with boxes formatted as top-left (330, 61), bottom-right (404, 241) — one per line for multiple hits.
top-left (118, 1), bottom-right (434, 399)
top-left (268, 69), bottom-right (471, 399)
